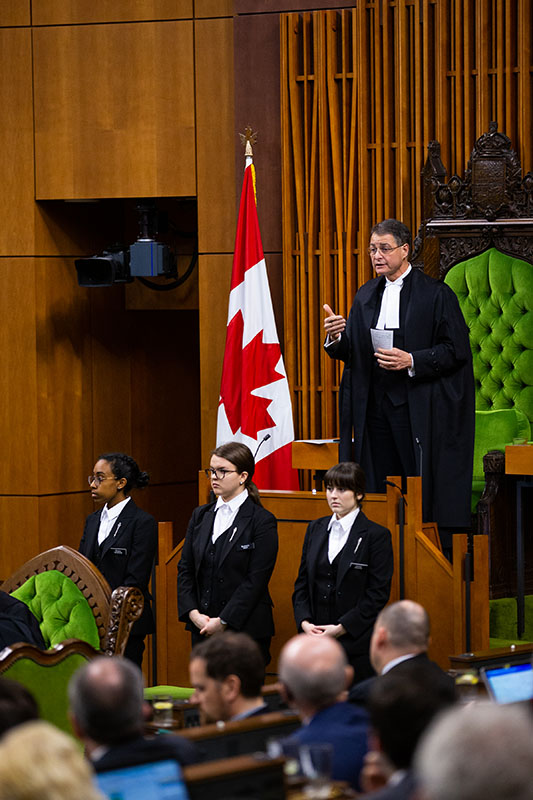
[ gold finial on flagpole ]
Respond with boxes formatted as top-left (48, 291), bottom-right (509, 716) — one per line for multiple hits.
top-left (239, 126), bottom-right (258, 158)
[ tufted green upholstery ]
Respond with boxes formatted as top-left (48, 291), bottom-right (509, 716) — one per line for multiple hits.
top-left (11, 571), bottom-right (100, 650)
top-left (445, 248), bottom-right (533, 429)
top-left (471, 408), bottom-right (531, 511)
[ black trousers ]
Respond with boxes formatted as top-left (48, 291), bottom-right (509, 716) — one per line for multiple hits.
top-left (124, 634), bottom-right (146, 668)
top-left (366, 396), bottom-right (417, 492)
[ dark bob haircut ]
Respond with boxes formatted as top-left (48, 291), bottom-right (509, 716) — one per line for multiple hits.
top-left (323, 462), bottom-right (366, 502)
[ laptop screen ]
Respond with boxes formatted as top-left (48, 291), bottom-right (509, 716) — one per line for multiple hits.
top-left (481, 663), bottom-right (533, 704)
top-left (96, 759), bottom-right (190, 800)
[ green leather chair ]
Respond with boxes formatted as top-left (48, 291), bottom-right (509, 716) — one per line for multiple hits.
top-left (445, 247), bottom-right (533, 513)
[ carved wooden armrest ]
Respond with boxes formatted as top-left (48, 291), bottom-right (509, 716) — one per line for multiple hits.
top-left (102, 586), bottom-right (144, 656)
top-left (477, 450), bottom-right (505, 535)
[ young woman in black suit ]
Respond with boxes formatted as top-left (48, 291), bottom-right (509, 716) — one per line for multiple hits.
top-left (177, 442), bottom-right (278, 665)
top-left (293, 462), bottom-right (393, 682)
top-left (79, 453), bottom-right (157, 667)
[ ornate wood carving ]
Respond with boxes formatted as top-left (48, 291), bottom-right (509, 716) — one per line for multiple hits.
top-left (103, 586), bottom-right (144, 657)
top-left (417, 123), bottom-right (533, 278)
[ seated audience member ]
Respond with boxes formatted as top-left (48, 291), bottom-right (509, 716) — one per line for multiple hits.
top-left (0, 719), bottom-right (102, 800)
top-left (0, 590), bottom-right (46, 650)
top-left (349, 599), bottom-right (455, 706)
top-left (415, 702), bottom-right (533, 800)
top-left (362, 659), bottom-right (457, 799)
top-left (278, 634), bottom-right (368, 791)
top-left (69, 655), bottom-right (200, 771)
top-left (0, 677), bottom-right (39, 737)
top-left (189, 632), bottom-right (269, 723)
top-left (293, 462), bottom-right (393, 682)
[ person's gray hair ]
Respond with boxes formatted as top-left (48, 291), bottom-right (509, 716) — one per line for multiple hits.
top-left (415, 702), bottom-right (533, 800)
top-left (68, 656), bottom-right (144, 745)
top-left (279, 640), bottom-right (347, 710)
top-left (378, 600), bottom-right (430, 650)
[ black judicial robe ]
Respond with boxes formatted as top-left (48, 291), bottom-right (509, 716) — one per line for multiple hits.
top-left (326, 268), bottom-right (475, 528)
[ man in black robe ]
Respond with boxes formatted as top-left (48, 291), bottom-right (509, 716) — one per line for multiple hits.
top-left (324, 219), bottom-right (474, 552)
top-left (0, 592), bottom-right (46, 651)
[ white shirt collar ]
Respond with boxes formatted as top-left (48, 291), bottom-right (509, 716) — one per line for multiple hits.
top-left (327, 506), bottom-right (360, 533)
top-left (385, 263), bottom-right (412, 286)
top-left (381, 653), bottom-right (418, 674)
top-left (102, 495), bottom-right (131, 521)
top-left (215, 489), bottom-right (248, 514)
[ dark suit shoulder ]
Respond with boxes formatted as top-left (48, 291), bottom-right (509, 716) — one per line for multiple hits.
top-left (93, 734), bottom-right (201, 773)
top-left (355, 511), bottom-right (391, 536)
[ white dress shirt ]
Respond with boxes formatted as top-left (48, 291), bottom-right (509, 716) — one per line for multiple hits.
top-left (97, 496), bottom-right (131, 545)
top-left (327, 507), bottom-right (360, 563)
top-left (212, 489), bottom-right (249, 543)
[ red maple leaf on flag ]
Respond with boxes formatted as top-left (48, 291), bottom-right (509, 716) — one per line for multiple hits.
top-left (219, 310), bottom-right (285, 438)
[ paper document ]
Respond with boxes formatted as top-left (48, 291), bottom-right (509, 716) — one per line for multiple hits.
top-left (371, 328), bottom-right (394, 352)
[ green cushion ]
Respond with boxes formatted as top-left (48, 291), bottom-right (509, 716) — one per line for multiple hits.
top-left (3, 652), bottom-right (90, 737)
top-left (144, 685), bottom-right (194, 701)
top-left (490, 595), bottom-right (533, 642)
top-left (445, 248), bottom-right (533, 429)
top-left (473, 408), bottom-right (530, 482)
top-left (12, 571), bottom-right (100, 650)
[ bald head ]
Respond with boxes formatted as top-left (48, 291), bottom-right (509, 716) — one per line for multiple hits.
top-left (370, 601), bottom-right (430, 673)
top-left (278, 635), bottom-right (351, 716)
top-left (69, 656), bottom-right (144, 745)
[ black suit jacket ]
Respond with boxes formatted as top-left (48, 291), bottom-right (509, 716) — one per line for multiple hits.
top-left (348, 652), bottom-right (456, 706)
top-left (293, 511), bottom-right (393, 656)
top-left (93, 733), bottom-right (200, 773)
top-left (79, 498), bottom-right (157, 636)
top-left (177, 496), bottom-right (278, 636)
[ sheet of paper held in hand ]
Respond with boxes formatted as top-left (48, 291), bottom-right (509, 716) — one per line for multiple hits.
top-left (371, 328), bottom-right (394, 351)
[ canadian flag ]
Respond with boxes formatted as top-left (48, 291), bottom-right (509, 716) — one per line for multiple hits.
top-left (216, 155), bottom-right (299, 490)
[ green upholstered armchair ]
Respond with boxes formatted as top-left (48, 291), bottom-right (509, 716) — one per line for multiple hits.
top-left (414, 122), bottom-right (533, 598)
top-left (0, 546), bottom-right (144, 656)
top-left (0, 639), bottom-right (99, 737)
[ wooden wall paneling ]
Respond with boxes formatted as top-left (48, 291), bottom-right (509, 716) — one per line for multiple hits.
top-left (129, 309), bottom-right (201, 486)
top-left (281, 14), bottom-right (301, 439)
top-left (198, 254), bottom-right (233, 464)
top-left (31, 1), bottom-right (192, 25)
top-left (475, 0), bottom-right (490, 137)
top-left (88, 287), bottom-right (132, 461)
top-left (0, 27), bottom-right (36, 257)
top-left (434, 0), bottom-right (450, 168)
top-left (518, 0), bottom-right (532, 173)
top-left (0, 498), bottom-right (39, 579)
top-left (355, 4), bottom-right (371, 289)
top-left (194, 0), bottom-right (233, 17)
top-left (0, 2), bottom-right (30, 26)
top-left (0, 259), bottom-right (38, 495)
top-left (38, 493), bottom-right (93, 553)
top-left (233, 12), bottom-right (282, 254)
top-left (35, 258), bottom-right (93, 495)
top-left (195, 16), bottom-right (235, 255)
top-left (33, 21), bottom-right (196, 200)
top-left (396, 2), bottom-right (410, 223)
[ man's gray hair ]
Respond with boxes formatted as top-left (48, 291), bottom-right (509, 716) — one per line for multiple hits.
top-left (378, 600), bottom-right (430, 649)
top-left (279, 643), bottom-right (347, 710)
top-left (415, 702), bottom-right (533, 800)
top-left (68, 656), bottom-right (144, 745)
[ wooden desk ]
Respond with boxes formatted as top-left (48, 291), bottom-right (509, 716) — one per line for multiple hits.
top-left (505, 445), bottom-right (533, 637)
top-left (291, 440), bottom-right (339, 471)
